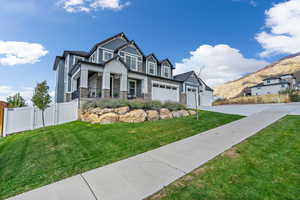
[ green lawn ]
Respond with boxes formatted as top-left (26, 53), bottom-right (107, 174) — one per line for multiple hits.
top-left (147, 115), bottom-right (300, 200)
top-left (0, 111), bottom-right (242, 199)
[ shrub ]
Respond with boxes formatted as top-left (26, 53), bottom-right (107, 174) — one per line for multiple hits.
top-left (163, 101), bottom-right (186, 111)
top-left (128, 99), bottom-right (146, 109)
top-left (144, 100), bottom-right (163, 110)
top-left (289, 90), bottom-right (300, 102)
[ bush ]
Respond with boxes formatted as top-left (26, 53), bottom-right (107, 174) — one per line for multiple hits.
top-left (163, 101), bottom-right (186, 111)
top-left (82, 99), bottom-right (186, 111)
top-left (289, 90), bottom-right (300, 102)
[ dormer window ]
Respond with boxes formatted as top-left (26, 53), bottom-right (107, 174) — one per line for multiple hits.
top-left (124, 54), bottom-right (138, 71)
top-left (148, 61), bottom-right (156, 75)
top-left (162, 65), bottom-right (170, 78)
top-left (103, 50), bottom-right (113, 61)
top-left (89, 51), bottom-right (97, 63)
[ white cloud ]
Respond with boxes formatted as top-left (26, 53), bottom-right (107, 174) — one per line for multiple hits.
top-left (58, 0), bottom-right (130, 12)
top-left (0, 41), bottom-right (48, 66)
top-left (174, 44), bottom-right (269, 87)
top-left (256, 0), bottom-right (300, 57)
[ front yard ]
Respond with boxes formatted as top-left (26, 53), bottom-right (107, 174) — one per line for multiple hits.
top-left (0, 111), bottom-right (242, 199)
top-left (147, 115), bottom-right (300, 200)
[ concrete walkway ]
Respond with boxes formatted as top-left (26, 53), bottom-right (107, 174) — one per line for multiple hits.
top-left (8, 110), bottom-right (287, 200)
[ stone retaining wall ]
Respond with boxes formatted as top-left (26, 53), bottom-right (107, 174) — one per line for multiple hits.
top-left (80, 107), bottom-right (196, 124)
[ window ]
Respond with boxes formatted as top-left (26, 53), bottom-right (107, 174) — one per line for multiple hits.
top-left (162, 65), bottom-right (170, 78)
top-left (73, 56), bottom-right (84, 65)
top-left (128, 80), bottom-right (137, 97)
top-left (125, 54), bottom-right (138, 71)
top-left (103, 51), bottom-right (113, 61)
top-left (89, 52), bottom-right (97, 63)
top-left (148, 62), bottom-right (156, 75)
top-left (267, 80), bottom-right (270, 84)
top-left (281, 84), bottom-right (285, 88)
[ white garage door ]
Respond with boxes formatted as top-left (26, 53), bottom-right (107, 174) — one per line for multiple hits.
top-left (187, 86), bottom-right (199, 108)
top-left (152, 81), bottom-right (179, 102)
top-left (200, 92), bottom-right (213, 106)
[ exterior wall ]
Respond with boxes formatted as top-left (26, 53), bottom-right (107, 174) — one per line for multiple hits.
top-left (56, 59), bottom-right (65, 103)
top-left (101, 38), bottom-right (127, 50)
top-left (251, 83), bottom-right (289, 96)
top-left (263, 79), bottom-right (280, 85)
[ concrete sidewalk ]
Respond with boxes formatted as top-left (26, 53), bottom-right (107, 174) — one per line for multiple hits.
top-left (8, 111), bottom-right (287, 200)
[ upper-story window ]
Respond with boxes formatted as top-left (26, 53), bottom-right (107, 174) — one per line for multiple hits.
top-left (103, 50), bottom-right (113, 61)
top-left (73, 56), bottom-right (84, 65)
top-left (148, 61), bottom-right (156, 75)
top-left (162, 65), bottom-right (170, 78)
top-left (125, 55), bottom-right (137, 70)
top-left (89, 51), bottom-right (97, 63)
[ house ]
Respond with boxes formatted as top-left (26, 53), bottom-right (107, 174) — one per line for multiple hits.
top-left (250, 74), bottom-right (296, 96)
top-left (53, 33), bottom-right (213, 107)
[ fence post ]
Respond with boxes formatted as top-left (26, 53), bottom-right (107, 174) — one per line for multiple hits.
top-left (2, 108), bottom-right (8, 137)
top-left (30, 107), bottom-right (35, 130)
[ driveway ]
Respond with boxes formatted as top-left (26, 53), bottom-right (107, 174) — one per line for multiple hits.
top-left (199, 103), bottom-right (300, 116)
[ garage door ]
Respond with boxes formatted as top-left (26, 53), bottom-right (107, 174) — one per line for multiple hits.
top-left (187, 86), bottom-right (199, 108)
top-left (200, 92), bottom-right (213, 106)
top-left (152, 81), bottom-right (179, 102)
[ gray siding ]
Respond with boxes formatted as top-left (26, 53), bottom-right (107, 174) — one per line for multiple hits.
top-left (122, 46), bottom-right (140, 55)
top-left (56, 59), bottom-right (65, 103)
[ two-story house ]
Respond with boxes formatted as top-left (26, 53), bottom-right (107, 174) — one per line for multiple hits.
top-left (53, 33), bottom-right (213, 107)
top-left (250, 74), bottom-right (296, 96)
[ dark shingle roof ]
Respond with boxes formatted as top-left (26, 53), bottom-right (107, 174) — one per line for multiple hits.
top-left (250, 82), bottom-right (290, 88)
top-left (174, 71), bottom-right (194, 82)
top-left (65, 51), bottom-right (90, 57)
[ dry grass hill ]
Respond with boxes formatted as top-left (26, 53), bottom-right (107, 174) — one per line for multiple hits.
top-left (214, 53), bottom-right (300, 99)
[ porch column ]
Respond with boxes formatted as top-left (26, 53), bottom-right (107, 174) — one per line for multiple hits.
top-left (102, 71), bottom-right (110, 98)
top-left (120, 73), bottom-right (128, 99)
top-left (80, 67), bottom-right (88, 98)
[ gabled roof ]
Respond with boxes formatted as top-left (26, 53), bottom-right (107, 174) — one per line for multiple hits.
top-left (174, 71), bottom-right (214, 91)
top-left (114, 40), bottom-right (145, 57)
top-left (263, 76), bottom-right (281, 81)
top-left (174, 71), bottom-right (194, 82)
top-left (78, 55), bottom-right (129, 69)
top-left (146, 53), bottom-right (159, 62)
top-left (90, 32), bottom-right (129, 54)
top-left (160, 58), bottom-right (174, 69)
top-left (250, 81), bottom-right (290, 88)
top-left (53, 56), bottom-right (64, 70)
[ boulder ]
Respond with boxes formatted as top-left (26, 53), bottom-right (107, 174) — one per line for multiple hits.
top-left (180, 110), bottom-right (190, 117)
top-left (90, 107), bottom-right (103, 115)
top-left (146, 110), bottom-right (159, 121)
top-left (80, 112), bottom-right (91, 122)
top-left (159, 108), bottom-right (173, 119)
top-left (172, 110), bottom-right (183, 118)
top-left (98, 113), bottom-right (119, 124)
top-left (119, 109), bottom-right (147, 123)
top-left (114, 106), bottom-right (130, 114)
top-left (89, 113), bottom-right (101, 124)
top-left (188, 110), bottom-right (197, 115)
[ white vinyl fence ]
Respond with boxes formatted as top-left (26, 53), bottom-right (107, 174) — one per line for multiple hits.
top-left (3, 100), bottom-right (78, 136)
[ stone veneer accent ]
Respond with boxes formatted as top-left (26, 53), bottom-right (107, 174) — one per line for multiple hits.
top-left (120, 91), bottom-right (128, 100)
top-left (102, 89), bottom-right (110, 98)
top-left (80, 88), bottom-right (89, 98)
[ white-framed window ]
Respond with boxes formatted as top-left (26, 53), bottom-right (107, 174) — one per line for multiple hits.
top-left (124, 54), bottom-right (138, 71)
top-left (128, 79), bottom-right (137, 97)
top-left (147, 61), bottom-right (156, 75)
top-left (73, 56), bottom-right (84, 65)
top-left (89, 51), bottom-right (97, 63)
top-left (103, 50), bottom-right (113, 61)
top-left (162, 65), bottom-right (170, 78)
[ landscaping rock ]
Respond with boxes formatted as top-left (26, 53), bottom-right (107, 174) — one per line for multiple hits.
top-left (91, 107), bottom-right (103, 115)
top-left (119, 109), bottom-right (147, 123)
top-left (146, 110), bottom-right (159, 121)
top-left (172, 110), bottom-right (183, 118)
top-left (159, 108), bottom-right (173, 119)
top-left (80, 112), bottom-right (91, 122)
top-left (180, 110), bottom-right (190, 117)
top-left (188, 110), bottom-right (197, 115)
top-left (89, 113), bottom-right (101, 124)
top-left (98, 113), bottom-right (119, 124)
top-left (114, 106), bottom-right (130, 114)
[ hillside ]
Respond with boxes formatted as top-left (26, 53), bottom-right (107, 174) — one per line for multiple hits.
top-left (214, 53), bottom-right (300, 99)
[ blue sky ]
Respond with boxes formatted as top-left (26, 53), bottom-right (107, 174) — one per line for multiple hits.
top-left (1, 0), bottom-right (300, 102)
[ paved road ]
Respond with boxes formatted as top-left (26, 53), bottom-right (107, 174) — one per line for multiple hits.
top-left (199, 103), bottom-right (300, 116)
top-left (7, 110), bottom-right (288, 200)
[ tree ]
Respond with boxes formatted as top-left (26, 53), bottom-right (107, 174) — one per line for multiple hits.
top-left (31, 81), bottom-right (52, 127)
top-left (6, 93), bottom-right (27, 108)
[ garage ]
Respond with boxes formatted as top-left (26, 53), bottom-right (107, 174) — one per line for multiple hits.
top-left (186, 86), bottom-right (199, 108)
top-left (151, 81), bottom-right (179, 102)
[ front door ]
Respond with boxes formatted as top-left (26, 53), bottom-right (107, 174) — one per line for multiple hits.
top-left (128, 80), bottom-right (137, 99)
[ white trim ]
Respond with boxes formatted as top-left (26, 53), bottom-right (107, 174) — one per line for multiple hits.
top-left (151, 80), bottom-right (179, 88)
top-left (147, 61), bottom-right (157, 75)
top-left (119, 44), bottom-right (143, 57)
top-left (162, 65), bottom-right (170, 78)
top-left (128, 79), bottom-right (137, 97)
top-left (103, 50), bottom-right (113, 61)
top-left (124, 53), bottom-right (139, 71)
